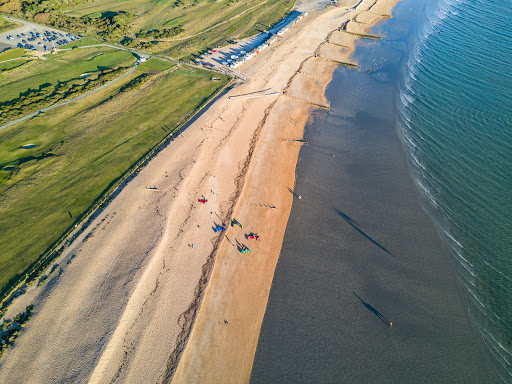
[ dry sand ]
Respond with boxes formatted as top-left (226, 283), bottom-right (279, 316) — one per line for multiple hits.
top-left (0, 0), bottom-right (400, 383)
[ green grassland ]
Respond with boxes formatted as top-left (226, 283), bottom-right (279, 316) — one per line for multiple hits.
top-left (59, 36), bottom-right (103, 49)
top-left (0, 15), bottom-right (21, 33)
top-left (0, 48), bottom-right (26, 61)
top-left (0, 58), bottom-right (29, 71)
top-left (150, 0), bottom-right (296, 59)
top-left (0, 46), bottom-right (135, 102)
top-left (0, 49), bottom-right (32, 75)
top-left (0, 46), bottom-right (138, 125)
top-left (0, 0), bottom-right (295, 59)
top-left (0, 57), bottom-right (229, 297)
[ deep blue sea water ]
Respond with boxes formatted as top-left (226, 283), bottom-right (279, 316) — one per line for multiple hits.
top-left (397, 0), bottom-right (512, 381)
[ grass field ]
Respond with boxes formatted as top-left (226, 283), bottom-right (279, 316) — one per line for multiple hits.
top-left (0, 57), bottom-right (228, 298)
top-left (157, 0), bottom-right (295, 59)
top-left (62, 0), bottom-right (295, 58)
top-left (0, 16), bottom-right (21, 33)
top-left (59, 37), bottom-right (104, 49)
top-left (0, 46), bottom-right (136, 103)
top-left (0, 58), bottom-right (30, 72)
top-left (0, 48), bottom-right (26, 62)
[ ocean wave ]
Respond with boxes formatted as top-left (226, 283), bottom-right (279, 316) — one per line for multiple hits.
top-left (396, 0), bottom-right (512, 380)
top-left (483, 261), bottom-right (512, 282)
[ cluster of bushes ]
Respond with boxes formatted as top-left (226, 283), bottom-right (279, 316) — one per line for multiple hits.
top-left (135, 27), bottom-right (184, 40)
top-left (0, 67), bottom-right (126, 124)
top-left (120, 73), bottom-right (153, 92)
top-left (0, 0), bottom-right (135, 39)
top-left (44, 11), bottom-right (135, 39)
top-left (120, 37), bottom-right (155, 50)
top-left (0, 305), bottom-right (34, 357)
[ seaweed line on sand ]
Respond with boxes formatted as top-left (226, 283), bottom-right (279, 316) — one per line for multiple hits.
top-left (160, 99), bottom-right (278, 384)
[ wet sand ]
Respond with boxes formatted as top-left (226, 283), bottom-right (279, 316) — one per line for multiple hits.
top-left (250, 3), bottom-right (492, 382)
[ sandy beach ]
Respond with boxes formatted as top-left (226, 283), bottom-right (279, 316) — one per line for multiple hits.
top-left (0, 0), bottom-right (403, 382)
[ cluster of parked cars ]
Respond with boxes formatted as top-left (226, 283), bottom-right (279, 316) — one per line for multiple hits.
top-left (221, 51), bottom-right (245, 66)
top-left (6, 30), bottom-right (80, 51)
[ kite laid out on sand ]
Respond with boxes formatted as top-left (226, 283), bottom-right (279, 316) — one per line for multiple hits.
top-left (214, 225), bottom-right (226, 233)
top-left (198, 198), bottom-right (208, 203)
top-left (240, 246), bottom-right (251, 254)
top-left (247, 233), bottom-right (260, 240)
top-left (231, 219), bottom-right (243, 228)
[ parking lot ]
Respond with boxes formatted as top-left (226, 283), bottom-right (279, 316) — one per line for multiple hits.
top-left (0, 16), bottom-right (80, 53)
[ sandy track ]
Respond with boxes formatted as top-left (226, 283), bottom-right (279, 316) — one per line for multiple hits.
top-left (0, 0), bottom-right (399, 383)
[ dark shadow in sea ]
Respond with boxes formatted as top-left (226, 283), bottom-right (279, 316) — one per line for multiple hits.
top-left (353, 292), bottom-right (393, 328)
top-left (336, 209), bottom-right (392, 255)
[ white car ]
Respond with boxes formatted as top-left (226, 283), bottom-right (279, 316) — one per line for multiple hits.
top-left (231, 55), bottom-right (238, 59)
top-left (222, 61), bottom-right (228, 65)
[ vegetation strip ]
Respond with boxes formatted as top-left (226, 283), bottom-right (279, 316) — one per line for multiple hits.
top-left (0, 305), bottom-right (33, 357)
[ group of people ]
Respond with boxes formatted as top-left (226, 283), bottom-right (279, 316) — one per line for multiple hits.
top-left (198, 194), bottom-right (261, 254)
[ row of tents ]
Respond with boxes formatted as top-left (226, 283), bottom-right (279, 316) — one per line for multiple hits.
top-left (229, 12), bottom-right (309, 69)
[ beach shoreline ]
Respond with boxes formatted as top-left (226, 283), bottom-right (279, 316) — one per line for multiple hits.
top-left (0, 1), bottom-right (403, 382)
top-left (170, 1), bottom-right (403, 382)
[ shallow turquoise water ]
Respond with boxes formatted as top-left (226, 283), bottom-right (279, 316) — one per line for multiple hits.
top-left (397, 0), bottom-right (512, 381)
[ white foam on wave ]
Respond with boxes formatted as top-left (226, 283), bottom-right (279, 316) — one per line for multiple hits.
top-left (454, 253), bottom-right (477, 278)
top-left (484, 328), bottom-right (512, 358)
top-left (400, 125), bottom-right (415, 144)
top-left (415, 176), bottom-right (439, 208)
top-left (481, 329), bottom-right (512, 382)
top-left (483, 261), bottom-right (512, 281)
top-left (466, 285), bottom-right (486, 308)
top-left (409, 149), bottom-right (427, 171)
top-left (445, 230), bottom-right (464, 249)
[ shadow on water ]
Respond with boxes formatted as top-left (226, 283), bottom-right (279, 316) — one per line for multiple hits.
top-left (353, 292), bottom-right (392, 328)
top-left (287, 187), bottom-right (301, 199)
top-left (335, 209), bottom-right (392, 255)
